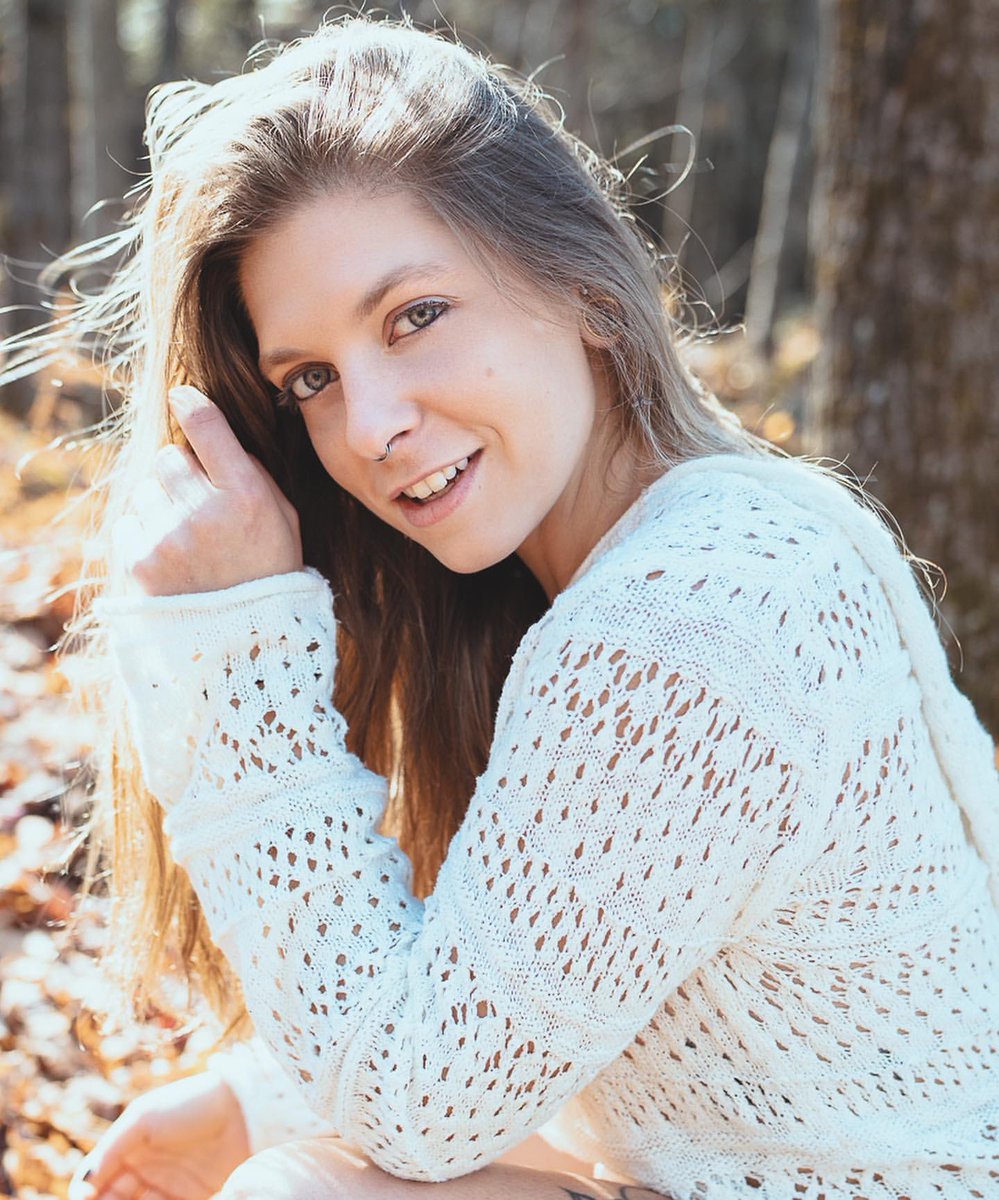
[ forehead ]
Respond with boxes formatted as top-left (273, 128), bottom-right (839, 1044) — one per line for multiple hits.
top-left (238, 187), bottom-right (562, 332)
top-left (240, 190), bottom-right (460, 300)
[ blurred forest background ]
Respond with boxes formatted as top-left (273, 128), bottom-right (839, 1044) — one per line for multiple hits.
top-left (0, 0), bottom-right (996, 1196)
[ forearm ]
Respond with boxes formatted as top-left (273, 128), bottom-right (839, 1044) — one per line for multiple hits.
top-left (495, 1132), bottom-right (594, 1175)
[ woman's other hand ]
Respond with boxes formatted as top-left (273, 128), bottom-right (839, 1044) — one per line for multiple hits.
top-left (68, 1070), bottom-right (251, 1200)
top-left (114, 386), bottom-right (303, 597)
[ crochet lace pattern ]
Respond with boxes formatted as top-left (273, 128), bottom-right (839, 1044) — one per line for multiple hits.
top-left (100, 455), bottom-right (999, 1199)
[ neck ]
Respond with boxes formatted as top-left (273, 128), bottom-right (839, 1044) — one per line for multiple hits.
top-left (517, 434), bottom-right (661, 602)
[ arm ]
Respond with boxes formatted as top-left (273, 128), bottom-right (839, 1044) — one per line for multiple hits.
top-left (494, 1131), bottom-right (596, 1176)
top-left (99, 570), bottom-right (806, 1182)
top-left (207, 1015), bottom-right (594, 1170)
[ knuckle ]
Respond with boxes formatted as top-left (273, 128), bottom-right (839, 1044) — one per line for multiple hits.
top-left (128, 554), bottom-right (163, 590)
top-left (233, 485), bottom-right (269, 523)
top-left (127, 555), bottom-right (152, 584)
top-left (129, 530), bottom-right (188, 578)
top-left (179, 404), bottom-right (217, 432)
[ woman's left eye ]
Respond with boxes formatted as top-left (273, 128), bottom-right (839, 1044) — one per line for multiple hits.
top-left (390, 299), bottom-right (449, 341)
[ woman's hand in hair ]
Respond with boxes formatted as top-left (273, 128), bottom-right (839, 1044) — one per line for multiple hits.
top-left (114, 386), bottom-right (303, 597)
top-left (67, 1070), bottom-right (250, 1200)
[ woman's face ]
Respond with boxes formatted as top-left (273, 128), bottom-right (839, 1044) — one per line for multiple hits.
top-left (240, 188), bottom-right (622, 590)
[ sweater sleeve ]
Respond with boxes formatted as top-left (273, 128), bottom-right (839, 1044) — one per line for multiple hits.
top-left (98, 567), bottom-right (807, 1182)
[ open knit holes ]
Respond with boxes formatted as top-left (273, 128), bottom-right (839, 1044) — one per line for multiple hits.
top-left (809, 562), bottom-right (877, 684)
top-left (217, 634), bottom-right (330, 784)
top-left (778, 559), bottom-right (881, 688)
top-left (821, 715), bottom-right (917, 869)
top-left (466, 640), bottom-right (799, 1020)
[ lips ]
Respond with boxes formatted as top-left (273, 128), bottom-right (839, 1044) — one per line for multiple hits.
top-left (392, 451), bottom-right (479, 501)
top-left (400, 455), bottom-right (471, 501)
top-left (395, 449), bottom-right (482, 528)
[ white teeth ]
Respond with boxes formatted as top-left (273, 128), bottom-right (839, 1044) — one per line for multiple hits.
top-left (402, 455), bottom-right (473, 501)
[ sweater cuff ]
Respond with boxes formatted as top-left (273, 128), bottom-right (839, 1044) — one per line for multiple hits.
top-left (95, 567), bottom-right (333, 620)
top-left (208, 1036), bottom-right (340, 1154)
top-left (95, 568), bottom-right (336, 808)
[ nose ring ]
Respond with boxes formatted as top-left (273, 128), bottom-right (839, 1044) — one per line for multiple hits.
top-left (374, 441), bottom-right (393, 463)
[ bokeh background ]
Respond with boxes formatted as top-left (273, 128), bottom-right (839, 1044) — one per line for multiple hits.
top-left (0, 1), bottom-right (996, 1195)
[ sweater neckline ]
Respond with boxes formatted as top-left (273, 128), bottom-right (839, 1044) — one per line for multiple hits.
top-left (565, 453), bottom-right (735, 591)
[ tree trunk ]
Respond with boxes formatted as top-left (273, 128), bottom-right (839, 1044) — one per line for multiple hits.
top-left (70, 0), bottom-right (131, 241)
top-left (661, 0), bottom-right (718, 263)
top-left (489, 0), bottom-right (533, 74)
top-left (159, 0), bottom-right (184, 81)
top-left (562, 0), bottom-right (595, 146)
top-left (0, 0), bottom-right (72, 416)
top-left (744, 0), bottom-right (817, 355)
top-left (810, 0), bottom-right (999, 736)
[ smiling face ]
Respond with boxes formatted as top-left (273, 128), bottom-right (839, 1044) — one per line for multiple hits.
top-left (240, 188), bottom-right (636, 595)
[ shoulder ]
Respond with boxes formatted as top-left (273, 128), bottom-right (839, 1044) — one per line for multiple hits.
top-left (562, 454), bottom-right (882, 624)
top-left (551, 453), bottom-right (913, 703)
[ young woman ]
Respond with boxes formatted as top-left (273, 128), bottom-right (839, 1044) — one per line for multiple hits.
top-left (13, 14), bottom-right (993, 1200)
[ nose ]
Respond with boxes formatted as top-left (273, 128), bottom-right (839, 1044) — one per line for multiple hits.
top-left (340, 361), bottom-right (420, 462)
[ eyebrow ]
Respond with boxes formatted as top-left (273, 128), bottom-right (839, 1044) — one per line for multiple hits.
top-left (257, 261), bottom-right (449, 375)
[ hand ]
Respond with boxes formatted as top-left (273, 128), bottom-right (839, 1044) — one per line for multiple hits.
top-left (68, 1070), bottom-right (251, 1200)
top-left (114, 386), bottom-right (303, 597)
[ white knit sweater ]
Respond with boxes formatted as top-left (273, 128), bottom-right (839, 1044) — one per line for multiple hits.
top-left (100, 454), bottom-right (999, 1199)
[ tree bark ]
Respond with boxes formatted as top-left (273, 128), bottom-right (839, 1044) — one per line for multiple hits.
top-left (810, 0), bottom-right (999, 735)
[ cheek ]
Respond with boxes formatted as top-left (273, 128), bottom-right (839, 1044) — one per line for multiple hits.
top-left (302, 409), bottom-right (354, 491)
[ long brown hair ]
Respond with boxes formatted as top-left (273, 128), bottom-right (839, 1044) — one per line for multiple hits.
top-left (9, 15), bottom-right (772, 1028)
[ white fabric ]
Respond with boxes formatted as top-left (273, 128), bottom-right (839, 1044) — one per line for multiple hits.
top-left (98, 454), bottom-right (999, 1198)
top-left (207, 1035), bottom-right (339, 1153)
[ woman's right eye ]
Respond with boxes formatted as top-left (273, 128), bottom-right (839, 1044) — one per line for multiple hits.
top-left (279, 364), bottom-right (339, 407)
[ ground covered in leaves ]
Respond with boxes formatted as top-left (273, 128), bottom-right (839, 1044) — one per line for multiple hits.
top-left (0, 393), bottom-right (227, 1199)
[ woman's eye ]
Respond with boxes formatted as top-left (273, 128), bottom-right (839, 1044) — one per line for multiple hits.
top-left (391, 299), bottom-right (449, 341)
top-left (284, 365), bottom-right (338, 404)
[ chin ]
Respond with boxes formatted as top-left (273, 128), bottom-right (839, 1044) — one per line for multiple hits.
top-left (428, 538), bottom-right (519, 576)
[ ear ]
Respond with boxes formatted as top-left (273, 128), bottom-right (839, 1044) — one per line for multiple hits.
top-left (575, 286), bottom-right (619, 350)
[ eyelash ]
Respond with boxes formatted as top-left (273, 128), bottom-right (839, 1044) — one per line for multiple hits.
top-left (274, 298), bottom-right (451, 411)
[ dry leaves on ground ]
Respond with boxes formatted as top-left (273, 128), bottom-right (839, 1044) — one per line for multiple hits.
top-left (0, 397), bottom-right (223, 1200)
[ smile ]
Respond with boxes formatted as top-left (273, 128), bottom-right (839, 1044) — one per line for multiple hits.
top-left (396, 449), bottom-right (482, 529)
top-left (401, 455), bottom-right (471, 501)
